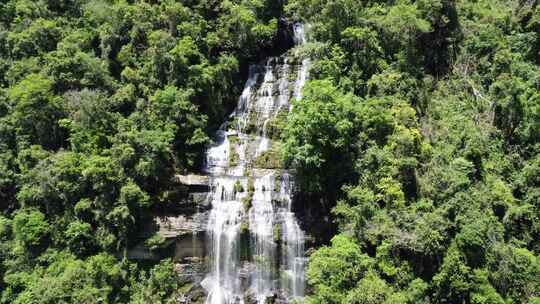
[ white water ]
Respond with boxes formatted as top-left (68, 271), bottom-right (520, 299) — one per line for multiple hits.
top-left (202, 24), bottom-right (310, 304)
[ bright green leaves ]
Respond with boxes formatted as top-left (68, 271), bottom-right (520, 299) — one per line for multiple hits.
top-left (470, 270), bottom-right (505, 304)
top-left (307, 235), bottom-right (373, 304)
top-left (2, 251), bottom-right (126, 304)
top-left (63, 89), bottom-right (117, 153)
top-left (218, 1), bottom-right (278, 53)
top-left (118, 182), bottom-right (150, 209)
top-left (487, 63), bottom-right (540, 145)
top-left (7, 18), bottom-right (61, 59)
top-left (146, 85), bottom-right (208, 170)
top-left (308, 235), bottom-right (425, 304)
top-left (169, 37), bottom-right (203, 85)
top-left (344, 271), bottom-right (400, 304)
top-left (82, 155), bottom-right (122, 195)
top-left (65, 221), bottom-right (95, 256)
top-left (487, 245), bottom-right (540, 303)
top-left (129, 259), bottom-right (179, 304)
top-left (283, 80), bottom-right (360, 194)
top-left (377, 1), bottom-right (432, 40)
top-left (432, 245), bottom-right (473, 303)
top-left (0, 1), bottom-right (288, 303)
top-left (12, 209), bottom-right (50, 253)
top-left (287, 1), bottom-right (540, 304)
top-left (8, 74), bottom-right (65, 149)
top-left (16, 151), bottom-right (80, 212)
top-left (455, 216), bottom-right (504, 268)
top-left (45, 44), bottom-right (113, 92)
top-left (283, 79), bottom-right (423, 253)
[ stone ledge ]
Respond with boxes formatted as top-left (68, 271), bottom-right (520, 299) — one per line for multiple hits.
top-left (174, 174), bottom-right (209, 186)
top-left (156, 212), bottom-right (209, 238)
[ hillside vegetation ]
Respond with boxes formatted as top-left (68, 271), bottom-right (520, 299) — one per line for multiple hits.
top-left (283, 0), bottom-right (540, 303)
top-left (0, 0), bottom-right (282, 302)
top-left (0, 0), bottom-right (539, 303)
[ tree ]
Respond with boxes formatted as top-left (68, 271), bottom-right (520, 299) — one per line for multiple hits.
top-left (129, 259), bottom-right (179, 304)
top-left (8, 74), bottom-right (66, 149)
top-left (65, 221), bottom-right (95, 256)
top-left (282, 80), bottom-right (360, 197)
top-left (12, 209), bottom-right (50, 253)
top-left (307, 235), bottom-right (373, 304)
top-left (431, 245), bottom-right (473, 304)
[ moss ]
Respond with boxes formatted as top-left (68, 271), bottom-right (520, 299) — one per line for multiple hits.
top-left (234, 180), bottom-right (244, 194)
top-left (145, 234), bottom-right (166, 252)
top-left (229, 135), bottom-right (239, 144)
top-left (274, 174), bottom-right (282, 192)
top-left (240, 221), bottom-right (249, 235)
top-left (254, 142), bottom-right (283, 169)
top-left (228, 116), bottom-right (240, 130)
top-left (266, 108), bottom-right (288, 140)
top-left (241, 193), bottom-right (253, 211)
top-left (247, 176), bottom-right (255, 193)
top-left (273, 224), bottom-right (281, 243)
top-left (239, 221), bottom-right (251, 261)
top-left (243, 111), bottom-right (258, 134)
top-left (229, 152), bottom-right (238, 166)
top-left (242, 176), bottom-right (256, 212)
top-left (265, 297), bottom-right (276, 304)
top-left (178, 282), bottom-right (193, 294)
top-left (229, 136), bottom-right (240, 167)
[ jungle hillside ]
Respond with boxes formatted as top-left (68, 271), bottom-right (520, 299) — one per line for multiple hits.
top-left (0, 0), bottom-right (539, 304)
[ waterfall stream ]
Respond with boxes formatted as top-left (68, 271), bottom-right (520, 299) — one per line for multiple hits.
top-left (201, 24), bottom-right (309, 304)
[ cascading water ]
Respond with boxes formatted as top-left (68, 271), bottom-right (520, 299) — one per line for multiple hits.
top-left (202, 23), bottom-right (309, 304)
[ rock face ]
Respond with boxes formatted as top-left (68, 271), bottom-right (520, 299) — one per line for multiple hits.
top-left (156, 213), bottom-right (208, 261)
top-left (175, 174), bottom-right (210, 187)
top-left (156, 213), bottom-right (208, 238)
top-left (127, 188), bottom-right (211, 300)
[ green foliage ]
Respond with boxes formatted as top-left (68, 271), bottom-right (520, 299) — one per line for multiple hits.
top-left (129, 259), bottom-right (179, 303)
top-left (254, 143), bottom-right (283, 169)
top-left (0, 0), bottom-right (286, 301)
top-left (145, 234), bottom-right (166, 253)
top-left (431, 245), bottom-right (473, 303)
top-left (8, 73), bottom-right (65, 149)
top-left (283, 80), bottom-right (361, 195)
top-left (65, 221), bottom-right (95, 256)
top-left (12, 209), bottom-right (50, 253)
top-left (307, 235), bottom-right (374, 304)
top-left (286, 1), bottom-right (540, 303)
top-left (2, 251), bottom-right (127, 304)
top-left (0, 0), bottom-right (539, 303)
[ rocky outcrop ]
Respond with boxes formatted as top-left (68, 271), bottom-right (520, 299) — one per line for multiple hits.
top-left (127, 187), bottom-right (210, 263)
top-left (156, 213), bottom-right (208, 238)
top-left (175, 174), bottom-right (209, 186)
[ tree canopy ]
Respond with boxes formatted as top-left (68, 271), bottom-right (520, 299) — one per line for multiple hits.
top-left (282, 0), bottom-right (540, 303)
top-left (0, 0), bottom-right (286, 302)
top-left (0, 0), bottom-right (539, 303)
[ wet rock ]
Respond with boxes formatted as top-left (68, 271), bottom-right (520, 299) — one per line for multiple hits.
top-left (175, 174), bottom-right (210, 193)
top-left (176, 260), bottom-right (206, 284)
top-left (175, 174), bottom-right (209, 186)
top-left (156, 212), bottom-right (209, 237)
top-left (174, 232), bottom-right (206, 261)
top-left (126, 242), bottom-right (160, 260)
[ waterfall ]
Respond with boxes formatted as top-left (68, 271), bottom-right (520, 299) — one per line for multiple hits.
top-left (201, 24), bottom-right (310, 304)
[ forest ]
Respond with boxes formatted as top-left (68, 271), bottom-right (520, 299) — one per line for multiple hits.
top-left (0, 0), bottom-right (539, 303)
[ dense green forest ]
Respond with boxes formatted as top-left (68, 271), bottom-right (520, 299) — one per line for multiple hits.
top-left (0, 0), bottom-right (282, 302)
top-left (283, 0), bottom-right (540, 303)
top-left (0, 0), bottom-right (539, 303)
